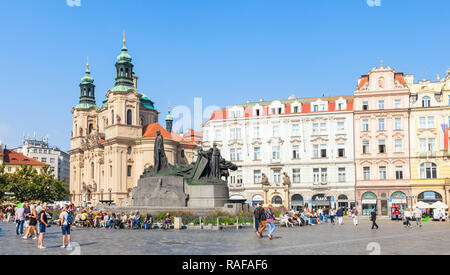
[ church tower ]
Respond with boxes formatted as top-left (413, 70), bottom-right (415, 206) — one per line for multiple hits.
top-left (71, 58), bottom-right (99, 149)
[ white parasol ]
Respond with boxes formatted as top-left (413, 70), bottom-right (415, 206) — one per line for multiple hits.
top-left (430, 201), bottom-right (448, 209)
top-left (414, 201), bottom-right (432, 209)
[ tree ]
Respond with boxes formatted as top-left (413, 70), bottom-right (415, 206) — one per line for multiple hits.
top-left (0, 165), bottom-right (8, 201)
top-left (4, 165), bottom-right (69, 203)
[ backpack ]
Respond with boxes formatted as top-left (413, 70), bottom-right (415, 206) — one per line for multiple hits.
top-left (67, 211), bottom-right (73, 225)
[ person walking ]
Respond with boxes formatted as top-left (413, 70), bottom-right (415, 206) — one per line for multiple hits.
top-left (351, 207), bottom-right (358, 226)
top-left (323, 207), bottom-right (329, 223)
top-left (265, 205), bottom-right (276, 240)
top-left (38, 204), bottom-right (48, 249)
top-left (370, 208), bottom-right (379, 229)
top-left (253, 202), bottom-right (262, 233)
top-left (329, 208), bottom-right (335, 225)
top-left (336, 207), bottom-right (344, 225)
top-left (414, 207), bottom-right (422, 228)
top-left (59, 205), bottom-right (72, 249)
top-left (22, 205), bottom-right (38, 239)
top-left (15, 203), bottom-right (25, 235)
top-left (256, 202), bottom-right (267, 238)
top-left (404, 208), bottom-right (412, 228)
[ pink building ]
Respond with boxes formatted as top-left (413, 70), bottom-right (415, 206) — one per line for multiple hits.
top-left (354, 66), bottom-right (412, 217)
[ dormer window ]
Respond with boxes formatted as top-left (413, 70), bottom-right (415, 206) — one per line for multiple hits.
top-left (422, 96), bottom-right (431, 108)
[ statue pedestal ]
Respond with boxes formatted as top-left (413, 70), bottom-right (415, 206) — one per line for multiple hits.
top-left (131, 176), bottom-right (187, 207)
top-left (185, 180), bottom-right (230, 208)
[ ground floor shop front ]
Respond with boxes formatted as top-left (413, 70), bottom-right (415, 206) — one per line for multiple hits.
top-left (230, 185), bottom-right (356, 211)
top-left (355, 185), bottom-right (412, 217)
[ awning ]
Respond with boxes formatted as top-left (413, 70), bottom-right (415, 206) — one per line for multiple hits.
top-left (252, 195), bottom-right (264, 201)
top-left (229, 195), bottom-right (246, 200)
top-left (362, 199), bottom-right (377, 204)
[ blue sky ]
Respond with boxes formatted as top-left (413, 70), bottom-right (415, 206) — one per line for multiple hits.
top-left (0, 0), bottom-right (449, 151)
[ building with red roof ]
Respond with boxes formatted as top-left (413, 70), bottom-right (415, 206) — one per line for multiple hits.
top-left (0, 142), bottom-right (48, 174)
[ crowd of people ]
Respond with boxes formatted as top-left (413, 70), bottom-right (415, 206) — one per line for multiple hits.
top-left (253, 202), bottom-right (396, 238)
top-left (0, 202), bottom-right (175, 250)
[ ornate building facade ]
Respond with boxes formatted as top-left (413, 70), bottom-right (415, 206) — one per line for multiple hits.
top-left (354, 66), bottom-right (413, 216)
top-left (408, 71), bottom-right (450, 207)
top-left (202, 95), bottom-right (356, 210)
top-left (69, 39), bottom-right (199, 206)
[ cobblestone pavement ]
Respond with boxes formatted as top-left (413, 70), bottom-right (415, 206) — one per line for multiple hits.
top-left (1, 218), bottom-right (450, 255)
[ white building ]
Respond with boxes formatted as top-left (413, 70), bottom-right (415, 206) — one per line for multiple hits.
top-left (13, 137), bottom-right (70, 184)
top-left (202, 95), bottom-right (356, 210)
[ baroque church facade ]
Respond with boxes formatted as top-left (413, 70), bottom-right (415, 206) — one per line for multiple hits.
top-left (69, 38), bottom-right (199, 206)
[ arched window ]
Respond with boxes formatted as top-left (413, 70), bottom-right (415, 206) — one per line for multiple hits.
top-left (272, 196), bottom-right (283, 205)
top-left (127, 146), bottom-right (132, 154)
top-left (125, 68), bottom-right (130, 78)
top-left (120, 68), bottom-right (124, 77)
top-left (422, 96), bottom-right (431, 107)
top-left (127, 109), bottom-right (132, 125)
top-left (418, 191), bottom-right (442, 202)
top-left (91, 162), bottom-right (94, 179)
top-left (291, 194), bottom-right (303, 204)
top-left (338, 194), bottom-right (348, 201)
top-left (140, 116), bottom-right (144, 126)
top-left (420, 162), bottom-right (437, 179)
top-left (111, 110), bottom-right (114, 124)
top-left (88, 123), bottom-right (93, 134)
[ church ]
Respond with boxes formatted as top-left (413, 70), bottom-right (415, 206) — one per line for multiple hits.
top-left (69, 36), bottom-right (200, 207)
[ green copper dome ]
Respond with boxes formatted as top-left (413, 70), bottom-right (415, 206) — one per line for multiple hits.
top-left (81, 70), bottom-right (94, 84)
top-left (117, 46), bottom-right (132, 63)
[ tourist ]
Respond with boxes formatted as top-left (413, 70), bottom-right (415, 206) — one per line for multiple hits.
top-left (323, 207), bottom-right (329, 223)
top-left (103, 212), bottom-right (110, 228)
top-left (15, 203), bottom-right (25, 235)
top-left (329, 208), bottom-right (335, 225)
top-left (266, 205), bottom-right (276, 240)
top-left (336, 207), bottom-right (344, 225)
top-left (23, 203), bottom-right (31, 237)
top-left (87, 210), bottom-right (95, 228)
top-left (38, 204), bottom-right (48, 249)
top-left (22, 205), bottom-right (38, 240)
top-left (414, 207), bottom-right (422, 228)
top-left (144, 213), bottom-right (153, 230)
top-left (128, 212), bottom-right (136, 229)
top-left (256, 202), bottom-right (267, 237)
top-left (370, 208), bottom-right (379, 230)
top-left (60, 205), bottom-right (72, 249)
top-left (318, 207), bottom-right (324, 223)
top-left (253, 202), bottom-right (262, 233)
top-left (404, 208), bottom-right (412, 228)
top-left (351, 207), bottom-right (358, 226)
top-left (6, 205), bottom-right (14, 223)
top-left (121, 212), bottom-right (128, 228)
top-left (95, 210), bottom-right (104, 228)
top-left (134, 211), bottom-right (142, 229)
top-left (162, 213), bottom-right (172, 229)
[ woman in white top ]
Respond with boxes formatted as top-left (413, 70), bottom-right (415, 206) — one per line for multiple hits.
top-left (404, 208), bottom-right (412, 227)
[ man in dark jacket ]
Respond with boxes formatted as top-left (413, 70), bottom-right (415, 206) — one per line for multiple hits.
top-left (255, 202), bottom-right (266, 238)
top-left (253, 202), bottom-right (261, 233)
top-left (371, 208), bottom-right (379, 229)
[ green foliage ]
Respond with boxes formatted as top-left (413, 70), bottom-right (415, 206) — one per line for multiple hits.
top-left (0, 165), bottom-right (69, 203)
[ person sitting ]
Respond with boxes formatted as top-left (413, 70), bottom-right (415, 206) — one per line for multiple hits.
top-left (102, 213), bottom-right (110, 228)
top-left (144, 213), bottom-right (153, 230)
top-left (162, 213), bottom-right (172, 229)
top-left (133, 211), bottom-right (142, 229)
top-left (80, 210), bottom-right (88, 227)
top-left (86, 210), bottom-right (94, 228)
top-left (128, 212), bottom-right (135, 230)
top-left (95, 211), bottom-right (104, 228)
top-left (120, 212), bottom-right (128, 229)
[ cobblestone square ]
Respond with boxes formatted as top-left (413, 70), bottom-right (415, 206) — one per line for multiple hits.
top-left (1, 218), bottom-right (450, 255)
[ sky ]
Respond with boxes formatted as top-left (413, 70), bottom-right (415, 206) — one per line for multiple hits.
top-left (0, 0), bottom-right (449, 151)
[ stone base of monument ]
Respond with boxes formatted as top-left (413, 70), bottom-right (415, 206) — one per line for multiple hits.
top-left (131, 176), bottom-right (187, 207)
top-left (185, 180), bottom-right (230, 208)
top-left (131, 176), bottom-right (230, 209)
